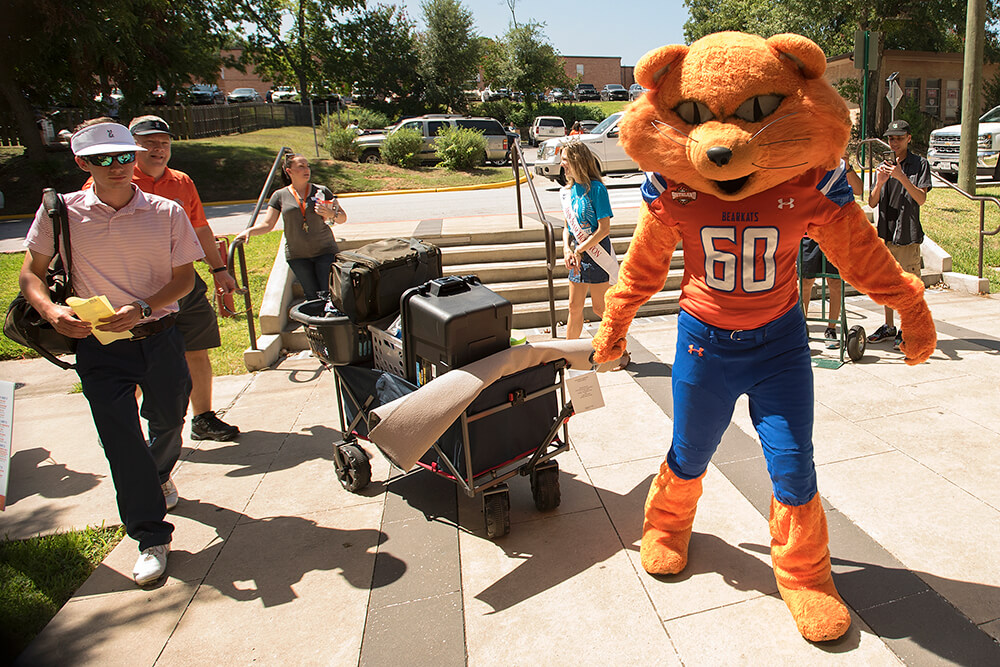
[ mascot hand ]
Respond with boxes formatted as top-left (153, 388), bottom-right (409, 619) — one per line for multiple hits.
top-left (591, 330), bottom-right (627, 365)
top-left (898, 300), bottom-right (936, 365)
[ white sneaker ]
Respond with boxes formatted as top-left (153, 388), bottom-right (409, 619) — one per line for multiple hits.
top-left (133, 543), bottom-right (170, 586)
top-left (161, 478), bottom-right (178, 511)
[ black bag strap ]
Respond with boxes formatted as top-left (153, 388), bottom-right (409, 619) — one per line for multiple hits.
top-left (42, 189), bottom-right (72, 287)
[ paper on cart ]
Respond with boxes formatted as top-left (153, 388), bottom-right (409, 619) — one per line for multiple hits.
top-left (565, 370), bottom-right (604, 412)
top-left (66, 296), bottom-right (133, 345)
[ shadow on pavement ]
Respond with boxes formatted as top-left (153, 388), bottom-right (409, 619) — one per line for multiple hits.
top-left (6, 447), bottom-right (104, 504)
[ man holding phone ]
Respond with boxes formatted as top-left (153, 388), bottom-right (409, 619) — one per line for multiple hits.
top-left (867, 119), bottom-right (932, 349)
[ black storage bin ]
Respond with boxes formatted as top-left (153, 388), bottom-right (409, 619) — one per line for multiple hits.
top-left (418, 363), bottom-right (558, 478)
top-left (289, 299), bottom-right (372, 366)
top-left (401, 276), bottom-right (512, 385)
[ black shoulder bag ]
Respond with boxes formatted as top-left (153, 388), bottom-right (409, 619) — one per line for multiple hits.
top-left (3, 189), bottom-right (77, 370)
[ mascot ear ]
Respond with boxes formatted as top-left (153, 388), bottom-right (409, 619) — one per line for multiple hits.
top-left (766, 33), bottom-right (827, 79)
top-left (635, 44), bottom-right (689, 90)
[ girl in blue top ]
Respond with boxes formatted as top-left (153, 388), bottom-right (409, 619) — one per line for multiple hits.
top-left (560, 142), bottom-right (627, 368)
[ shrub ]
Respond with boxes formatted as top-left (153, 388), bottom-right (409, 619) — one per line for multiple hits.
top-left (379, 128), bottom-right (423, 168)
top-left (322, 124), bottom-right (360, 161)
top-left (348, 107), bottom-right (392, 132)
top-left (433, 127), bottom-right (487, 170)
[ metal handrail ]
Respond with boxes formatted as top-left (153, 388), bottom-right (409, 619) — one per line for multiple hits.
top-left (856, 137), bottom-right (1000, 279)
top-left (927, 176), bottom-right (1000, 279)
top-left (509, 137), bottom-right (559, 337)
top-left (225, 145), bottom-right (293, 350)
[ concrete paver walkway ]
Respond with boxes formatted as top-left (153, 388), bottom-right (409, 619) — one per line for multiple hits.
top-left (3, 287), bottom-right (1000, 665)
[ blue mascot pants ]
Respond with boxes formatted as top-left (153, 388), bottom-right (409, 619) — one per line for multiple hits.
top-left (667, 305), bottom-right (817, 506)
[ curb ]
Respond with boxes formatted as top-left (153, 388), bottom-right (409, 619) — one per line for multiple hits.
top-left (0, 174), bottom-right (530, 221)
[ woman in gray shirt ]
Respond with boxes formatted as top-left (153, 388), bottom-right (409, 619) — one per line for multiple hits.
top-left (236, 153), bottom-right (347, 299)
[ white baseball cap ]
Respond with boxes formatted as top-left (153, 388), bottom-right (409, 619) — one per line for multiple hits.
top-left (70, 122), bottom-right (148, 156)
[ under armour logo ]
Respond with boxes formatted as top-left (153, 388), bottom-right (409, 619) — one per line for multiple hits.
top-left (107, 129), bottom-right (115, 138)
top-left (688, 345), bottom-right (704, 357)
top-left (777, 198), bottom-right (795, 209)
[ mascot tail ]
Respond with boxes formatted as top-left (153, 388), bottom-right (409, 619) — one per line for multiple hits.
top-left (769, 494), bottom-right (852, 641)
top-left (641, 462), bottom-right (705, 575)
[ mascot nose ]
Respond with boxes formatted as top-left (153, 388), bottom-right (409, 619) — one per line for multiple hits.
top-left (706, 146), bottom-right (733, 167)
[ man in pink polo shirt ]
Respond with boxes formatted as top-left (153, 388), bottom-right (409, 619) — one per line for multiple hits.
top-left (20, 117), bottom-right (204, 587)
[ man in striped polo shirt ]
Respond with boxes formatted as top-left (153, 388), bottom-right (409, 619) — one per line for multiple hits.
top-left (20, 118), bottom-right (204, 586)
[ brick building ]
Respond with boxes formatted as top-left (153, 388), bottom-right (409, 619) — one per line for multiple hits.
top-left (825, 50), bottom-right (999, 132)
top-left (214, 49), bottom-right (274, 96)
top-left (561, 56), bottom-right (635, 88)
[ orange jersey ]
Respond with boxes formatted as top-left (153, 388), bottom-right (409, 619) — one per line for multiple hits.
top-left (641, 164), bottom-right (855, 330)
top-left (83, 166), bottom-right (208, 229)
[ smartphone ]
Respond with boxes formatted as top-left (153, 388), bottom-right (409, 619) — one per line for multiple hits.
top-left (883, 152), bottom-right (896, 166)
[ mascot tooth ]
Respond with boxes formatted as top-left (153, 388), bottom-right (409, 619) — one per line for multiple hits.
top-left (592, 31), bottom-right (936, 642)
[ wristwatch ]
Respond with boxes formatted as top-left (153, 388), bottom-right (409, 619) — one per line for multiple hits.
top-left (211, 266), bottom-right (228, 274)
top-left (133, 299), bottom-right (152, 318)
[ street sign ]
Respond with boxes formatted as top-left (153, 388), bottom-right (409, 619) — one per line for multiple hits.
top-left (853, 30), bottom-right (880, 70)
top-left (886, 80), bottom-right (903, 109)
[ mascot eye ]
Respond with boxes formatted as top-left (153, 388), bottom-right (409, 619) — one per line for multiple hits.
top-left (674, 100), bottom-right (715, 125)
top-left (733, 95), bottom-right (784, 123)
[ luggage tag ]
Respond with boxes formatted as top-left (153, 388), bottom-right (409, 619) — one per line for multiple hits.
top-left (565, 369), bottom-right (604, 413)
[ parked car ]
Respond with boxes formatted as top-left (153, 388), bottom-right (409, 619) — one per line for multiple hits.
top-left (148, 85), bottom-right (167, 105)
top-left (481, 87), bottom-right (510, 102)
top-left (529, 116), bottom-right (567, 146)
top-left (355, 115), bottom-right (510, 165)
top-left (573, 83), bottom-right (600, 101)
top-left (93, 88), bottom-right (124, 105)
top-left (578, 120), bottom-right (599, 133)
top-left (227, 87), bottom-right (262, 104)
top-left (272, 86), bottom-right (301, 104)
top-left (928, 103), bottom-right (1000, 181)
top-left (188, 84), bottom-right (224, 105)
top-left (534, 112), bottom-right (638, 184)
top-left (628, 83), bottom-right (648, 101)
top-left (547, 88), bottom-right (572, 102)
top-left (600, 84), bottom-right (628, 101)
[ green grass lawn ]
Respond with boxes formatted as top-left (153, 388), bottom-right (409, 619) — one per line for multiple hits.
top-left (921, 184), bottom-right (1000, 291)
top-left (0, 127), bottom-right (514, 216)
top-left (1, 525), bottom-right (124, 662)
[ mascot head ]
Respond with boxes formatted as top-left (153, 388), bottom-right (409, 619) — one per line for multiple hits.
top-left (620, 32), bottom-right (851, 201)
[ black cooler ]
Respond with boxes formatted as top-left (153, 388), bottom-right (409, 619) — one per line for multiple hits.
top-left (401, 276), bottom-right (512, 385)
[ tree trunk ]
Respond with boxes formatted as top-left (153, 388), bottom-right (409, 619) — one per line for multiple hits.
top-left (0, 68), bottom-right (47, 163)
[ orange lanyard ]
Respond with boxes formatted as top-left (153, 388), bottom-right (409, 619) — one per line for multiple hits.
top-left (288, 185), bottom-right (310, 230)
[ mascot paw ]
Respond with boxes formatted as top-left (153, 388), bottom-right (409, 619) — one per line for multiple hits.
top-left (640, 523), bottom-right (692, 575)
top-left (776, 578), bottom-right (852, 642)
top-left (591, 337), bottom-right (627, 365)
top-left (900, 329), bottom-right (936, 366)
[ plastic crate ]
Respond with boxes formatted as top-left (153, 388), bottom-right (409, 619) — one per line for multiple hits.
top-left (289, 299), bottom-right (372, 366)
top-left (369, 322), bottom-right (405, 377)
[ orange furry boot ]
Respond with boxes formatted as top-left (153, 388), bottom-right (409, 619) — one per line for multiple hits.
top-left (769, 494), bottom-right (851, 642)
top-left (641, 463), bottom-right (705, 574)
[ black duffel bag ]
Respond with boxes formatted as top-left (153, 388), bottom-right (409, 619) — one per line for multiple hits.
top-left (4, 189), bottom-right (77, 370)
top-left (329, 238), bottom-right (442, 324)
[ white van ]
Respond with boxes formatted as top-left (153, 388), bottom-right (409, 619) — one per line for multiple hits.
top-left (529, 116), bottom-right (566, 146)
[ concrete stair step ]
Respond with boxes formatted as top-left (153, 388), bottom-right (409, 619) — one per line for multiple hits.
top-left (440, 234), bottom-right (637, 265)
top-left (444, 250), bottom-right (684, 283)
top-left (512, 290), bottom-right (682, 330)
top-left (489, 275), bottom-right (684, 305)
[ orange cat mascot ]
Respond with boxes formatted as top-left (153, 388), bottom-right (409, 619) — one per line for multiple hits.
top-left (591, 32), bottom-right (936, 642)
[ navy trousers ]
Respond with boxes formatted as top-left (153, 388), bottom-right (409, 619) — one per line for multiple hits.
top-left (76, 327), bottom-right (191, 550)
top-left (668, 305), bottom-right (818, 506)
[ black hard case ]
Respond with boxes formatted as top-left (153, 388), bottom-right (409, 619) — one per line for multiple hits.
top-left (329, 238), bottom-right (442, 324)
top-left (401, 275), bottom-right (512, 385)
top-left (289, 299), bottom-right (372, 366)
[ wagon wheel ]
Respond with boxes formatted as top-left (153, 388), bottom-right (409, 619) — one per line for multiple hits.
top-left (530, 461), bottom-right (561, 512)
top-left (847, 325), bottom-right (866, 362)
top-left (336, 443), bottom-right (371, 492)
top-left (483, 489), bottom-right (511, 539)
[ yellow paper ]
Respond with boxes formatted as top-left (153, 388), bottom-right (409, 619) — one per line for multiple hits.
top-left (66, 296), bottom-right (133, 345)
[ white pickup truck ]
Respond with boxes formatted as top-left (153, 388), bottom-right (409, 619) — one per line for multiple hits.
top-left (927, 104), bottom-right (1000, 181)
top-left (533, 112), bottom-right (639, 185)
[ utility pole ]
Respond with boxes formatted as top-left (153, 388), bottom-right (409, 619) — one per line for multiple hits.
top-left (959, 0), bottom-right (985, 193)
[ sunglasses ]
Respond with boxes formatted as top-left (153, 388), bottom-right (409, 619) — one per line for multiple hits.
top-left (83, 152), bottom-right (137, 167)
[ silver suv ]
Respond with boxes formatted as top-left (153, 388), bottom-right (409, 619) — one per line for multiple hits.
top-left (356, 115), bottom-right (509, 164)
top-left (927, 104), bottom-right (1000, 181)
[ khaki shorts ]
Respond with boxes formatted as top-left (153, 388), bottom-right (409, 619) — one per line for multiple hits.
top-left (886, 242), bottom-right (921, 277)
